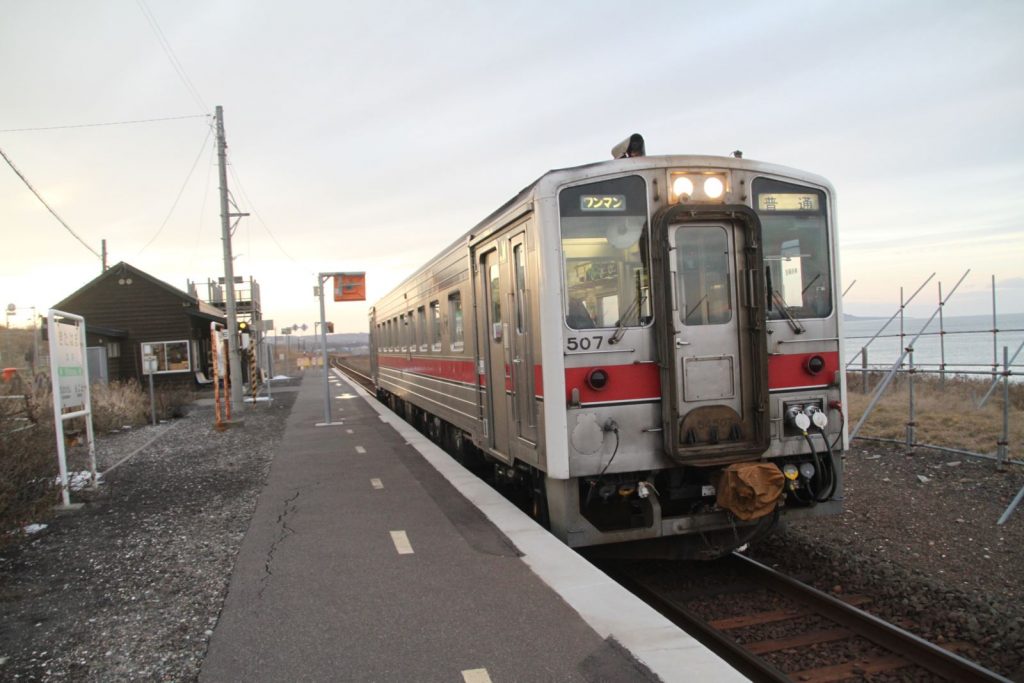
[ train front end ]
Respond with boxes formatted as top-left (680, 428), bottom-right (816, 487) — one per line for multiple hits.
top-left (545, 153), bottom-right (845, 558)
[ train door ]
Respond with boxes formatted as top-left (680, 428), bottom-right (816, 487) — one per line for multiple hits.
top-left (477, 244), bottom-right (512, 460)
top-left (654, 206), bottom-right (769, 462)
top-left (509, 232), bottom-right (538, 446)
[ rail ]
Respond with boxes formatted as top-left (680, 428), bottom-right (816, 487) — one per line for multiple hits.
top-left (600, 553), bottom-right (1010, 683)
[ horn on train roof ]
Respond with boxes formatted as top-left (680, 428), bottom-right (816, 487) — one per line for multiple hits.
top-left (611, 133), bottom-right (645, 159)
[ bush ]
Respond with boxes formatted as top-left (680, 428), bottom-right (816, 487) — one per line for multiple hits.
top-left (1, 378), bottom-right (197, 545)
top-left (0, 384), bottom-right (57, 546)
top-left (90, 381), bottom-right (149, 432)
top-left (154, 386), bottom-right (194, 420)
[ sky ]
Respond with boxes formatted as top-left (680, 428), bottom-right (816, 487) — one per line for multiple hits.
top-left (2, 0), bottom-right (1023, 334)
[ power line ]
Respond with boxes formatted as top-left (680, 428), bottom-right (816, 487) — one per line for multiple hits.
top-left (228, 164), bottom-right (299, 263)
top-left (135, 0), bottom-right (208, 113)
top-left (0, 114), bottom-right (210, 133)
top-left (0, 146), bottom-right (102, 260)
top-left (137, 123), bottom-right (214, 255)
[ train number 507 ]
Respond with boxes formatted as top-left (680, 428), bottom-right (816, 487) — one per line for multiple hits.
top-left (566, 336), bottom-right (604, 351)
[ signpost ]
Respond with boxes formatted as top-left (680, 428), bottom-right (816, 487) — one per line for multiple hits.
top-left (316, 272), bottom-right (365, 426)
top-left (47, 309), bottom-right (96, 508)
top-left (141, 345), bottom-right (158, 426)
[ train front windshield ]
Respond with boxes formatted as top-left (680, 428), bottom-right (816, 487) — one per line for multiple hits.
top-left (754, 177), bottom-right (833, 320)
top-left (559, 175), bottom-right (652, 330)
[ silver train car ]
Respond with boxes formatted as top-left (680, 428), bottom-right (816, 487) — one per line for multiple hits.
top-left (370, 137), bottom-right (846, 559)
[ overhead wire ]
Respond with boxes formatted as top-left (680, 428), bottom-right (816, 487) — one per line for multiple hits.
top-left (0, 114), bottom-right (209, 133)
top-left (137, 123), bottom-right (215, 255)
top-left (227, 164), bottom-right (300, 264)
top-left (189, 141), bottom-right (217, 273)
top-left (135, 0), bottom-right (208, 113)
top-left (0, 146), bottom-right (102, 260)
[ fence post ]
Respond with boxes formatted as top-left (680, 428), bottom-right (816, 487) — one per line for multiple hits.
top-left (906, 348), bottom-right (916, 450)
top-left (938, 281), bottom-right (946, 387)
top-left (861, 346), bottom-right (869, 394)
top-left (997, 345), bottom-right (1009, 468)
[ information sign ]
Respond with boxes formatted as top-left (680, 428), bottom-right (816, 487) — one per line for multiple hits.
top-left (54, 320), bottom-right (87, 410)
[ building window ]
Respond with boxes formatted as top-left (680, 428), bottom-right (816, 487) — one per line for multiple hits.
top-left (106, 342), bottom-right (121, 359)
top-left (448, 291), bottom-right (464, 352)
top-left (140, 340), bottom-right (191, 374)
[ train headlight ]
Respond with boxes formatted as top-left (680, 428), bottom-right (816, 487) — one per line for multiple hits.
top-left (704, 176), bottom-right (724, 199)
top-left (669, 171), bottom-right (728, 203)
top-left (672, 176), bottom-right (694, 199)
top-left (799, 463), bottom-right (816, 479)
top-left (783, 464), bottom-right (799, 480)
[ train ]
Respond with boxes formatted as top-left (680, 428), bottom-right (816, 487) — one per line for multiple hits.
top-left (369, 135), bottom-right (846, 559)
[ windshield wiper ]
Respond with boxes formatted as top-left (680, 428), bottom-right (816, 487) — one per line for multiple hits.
top-left (771, 290), bottom-right (805, 333)
top-left (766, 265), bottom-right (805, 334)
top-left (609, 290), bottom-right (646, 345)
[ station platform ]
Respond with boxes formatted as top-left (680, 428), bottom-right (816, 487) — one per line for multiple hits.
top-left (201, 368), bottom-right (743, 682)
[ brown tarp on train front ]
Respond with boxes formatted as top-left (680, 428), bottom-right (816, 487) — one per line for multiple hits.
top-left (716, 462), bottom-right (784, 521)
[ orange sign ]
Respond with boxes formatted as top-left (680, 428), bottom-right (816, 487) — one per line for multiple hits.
top-left (334, 272), bottom-right (366, 302)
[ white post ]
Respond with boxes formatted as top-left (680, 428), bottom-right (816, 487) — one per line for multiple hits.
top-left (47, 309), bottom-right (95, 508)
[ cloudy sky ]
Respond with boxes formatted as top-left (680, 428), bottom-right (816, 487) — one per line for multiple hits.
top-left (2, 0), bottom-right (1022, 333)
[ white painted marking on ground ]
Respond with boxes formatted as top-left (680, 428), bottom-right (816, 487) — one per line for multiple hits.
top-left (346, 428), bottom-right (354, 434)
top-left (462, 669), bottom-right (492, 683)
top-left (355, 445), bottom-right (366, 454)
top-left (370, 478), bottom-right (383, 489)
top-left (389, 530), bottom-right (414, 554)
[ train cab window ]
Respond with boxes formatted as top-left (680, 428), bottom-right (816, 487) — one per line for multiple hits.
top-left (676, 226), bottom-right (732, 326)
top-left (448, 291), bottom-right (464, 352)
top-left (429, 301), bottom-right (441, 351)
top-left (754, 178), bottom-right (832, 319)
top-left (559, 175), bottom-right (651, 330)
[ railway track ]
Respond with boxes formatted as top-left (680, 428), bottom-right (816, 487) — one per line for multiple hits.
top-left (598, 553), bottom-right (1009, 683)
top-left (329, 357), bottom-right (1008, 682)
top-left (331, 357), bottom-right (374, 393)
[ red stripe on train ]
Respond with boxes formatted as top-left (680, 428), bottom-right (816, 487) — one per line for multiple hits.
top-left (378, 356), bottom-right (477, 384)
top-left (767, 351), bottom-right (840, 390)
top-left (564, 363), bottom-right (662, 404)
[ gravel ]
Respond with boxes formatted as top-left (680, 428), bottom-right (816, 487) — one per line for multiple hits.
top-left (0, 381), bottom-right (299, 681)
top-left (2, 386), bottom-right (1022, 681)
top-left (748, 442), bottom-right (1024, 680)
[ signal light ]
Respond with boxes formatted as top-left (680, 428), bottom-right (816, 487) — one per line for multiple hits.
top-left (805, 354), bottom-right (826, 375)
top-left (586, 368), bottom-right (609, 391)
top-left (238, 320), bottom-right (249, 332)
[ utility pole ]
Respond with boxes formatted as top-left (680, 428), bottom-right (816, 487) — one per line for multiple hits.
top-left (216, 106), bottom-right (248, 410)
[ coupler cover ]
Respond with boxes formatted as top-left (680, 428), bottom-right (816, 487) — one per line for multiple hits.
top-left (716, 462), bottom-right (784, 521)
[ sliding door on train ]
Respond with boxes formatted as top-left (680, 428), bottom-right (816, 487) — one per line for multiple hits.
top-left (475, 230), bottom-right (537, 463)
top-left (654, 206), bottom-right (770, 463)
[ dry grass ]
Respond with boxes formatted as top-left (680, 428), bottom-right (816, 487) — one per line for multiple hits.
top-left (0, 384), bottom-right (58, 545)
top-left (846, 372), bottom-right (1024, 459)
top-left (90, 381), bottom-right (150, 431)
top-left (1, 377), bottom-right (196, 542)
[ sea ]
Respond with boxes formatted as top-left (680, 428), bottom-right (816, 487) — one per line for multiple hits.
top-left (842, 312), bottom-right (1024, 382)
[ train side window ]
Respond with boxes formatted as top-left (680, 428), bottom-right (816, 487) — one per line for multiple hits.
top-left (400, 313), bottom-right (408, 351)
top-left (409, 310), bottom-right (417, 351)
top-left (429, 300), bottom-right (441, 352)
top-left (514, 243), bottom-right (527, 333)
top-left (417, 306), bottom-right (427, 352)
top-left (448, 291), bottom-right (464, 352)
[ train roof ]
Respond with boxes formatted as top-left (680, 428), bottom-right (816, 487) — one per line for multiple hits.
top-left (375, 154), bottom-right (832, 308)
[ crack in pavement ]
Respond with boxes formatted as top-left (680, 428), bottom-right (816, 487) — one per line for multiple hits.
top-left (258, 490), bottom-right (300, 599)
